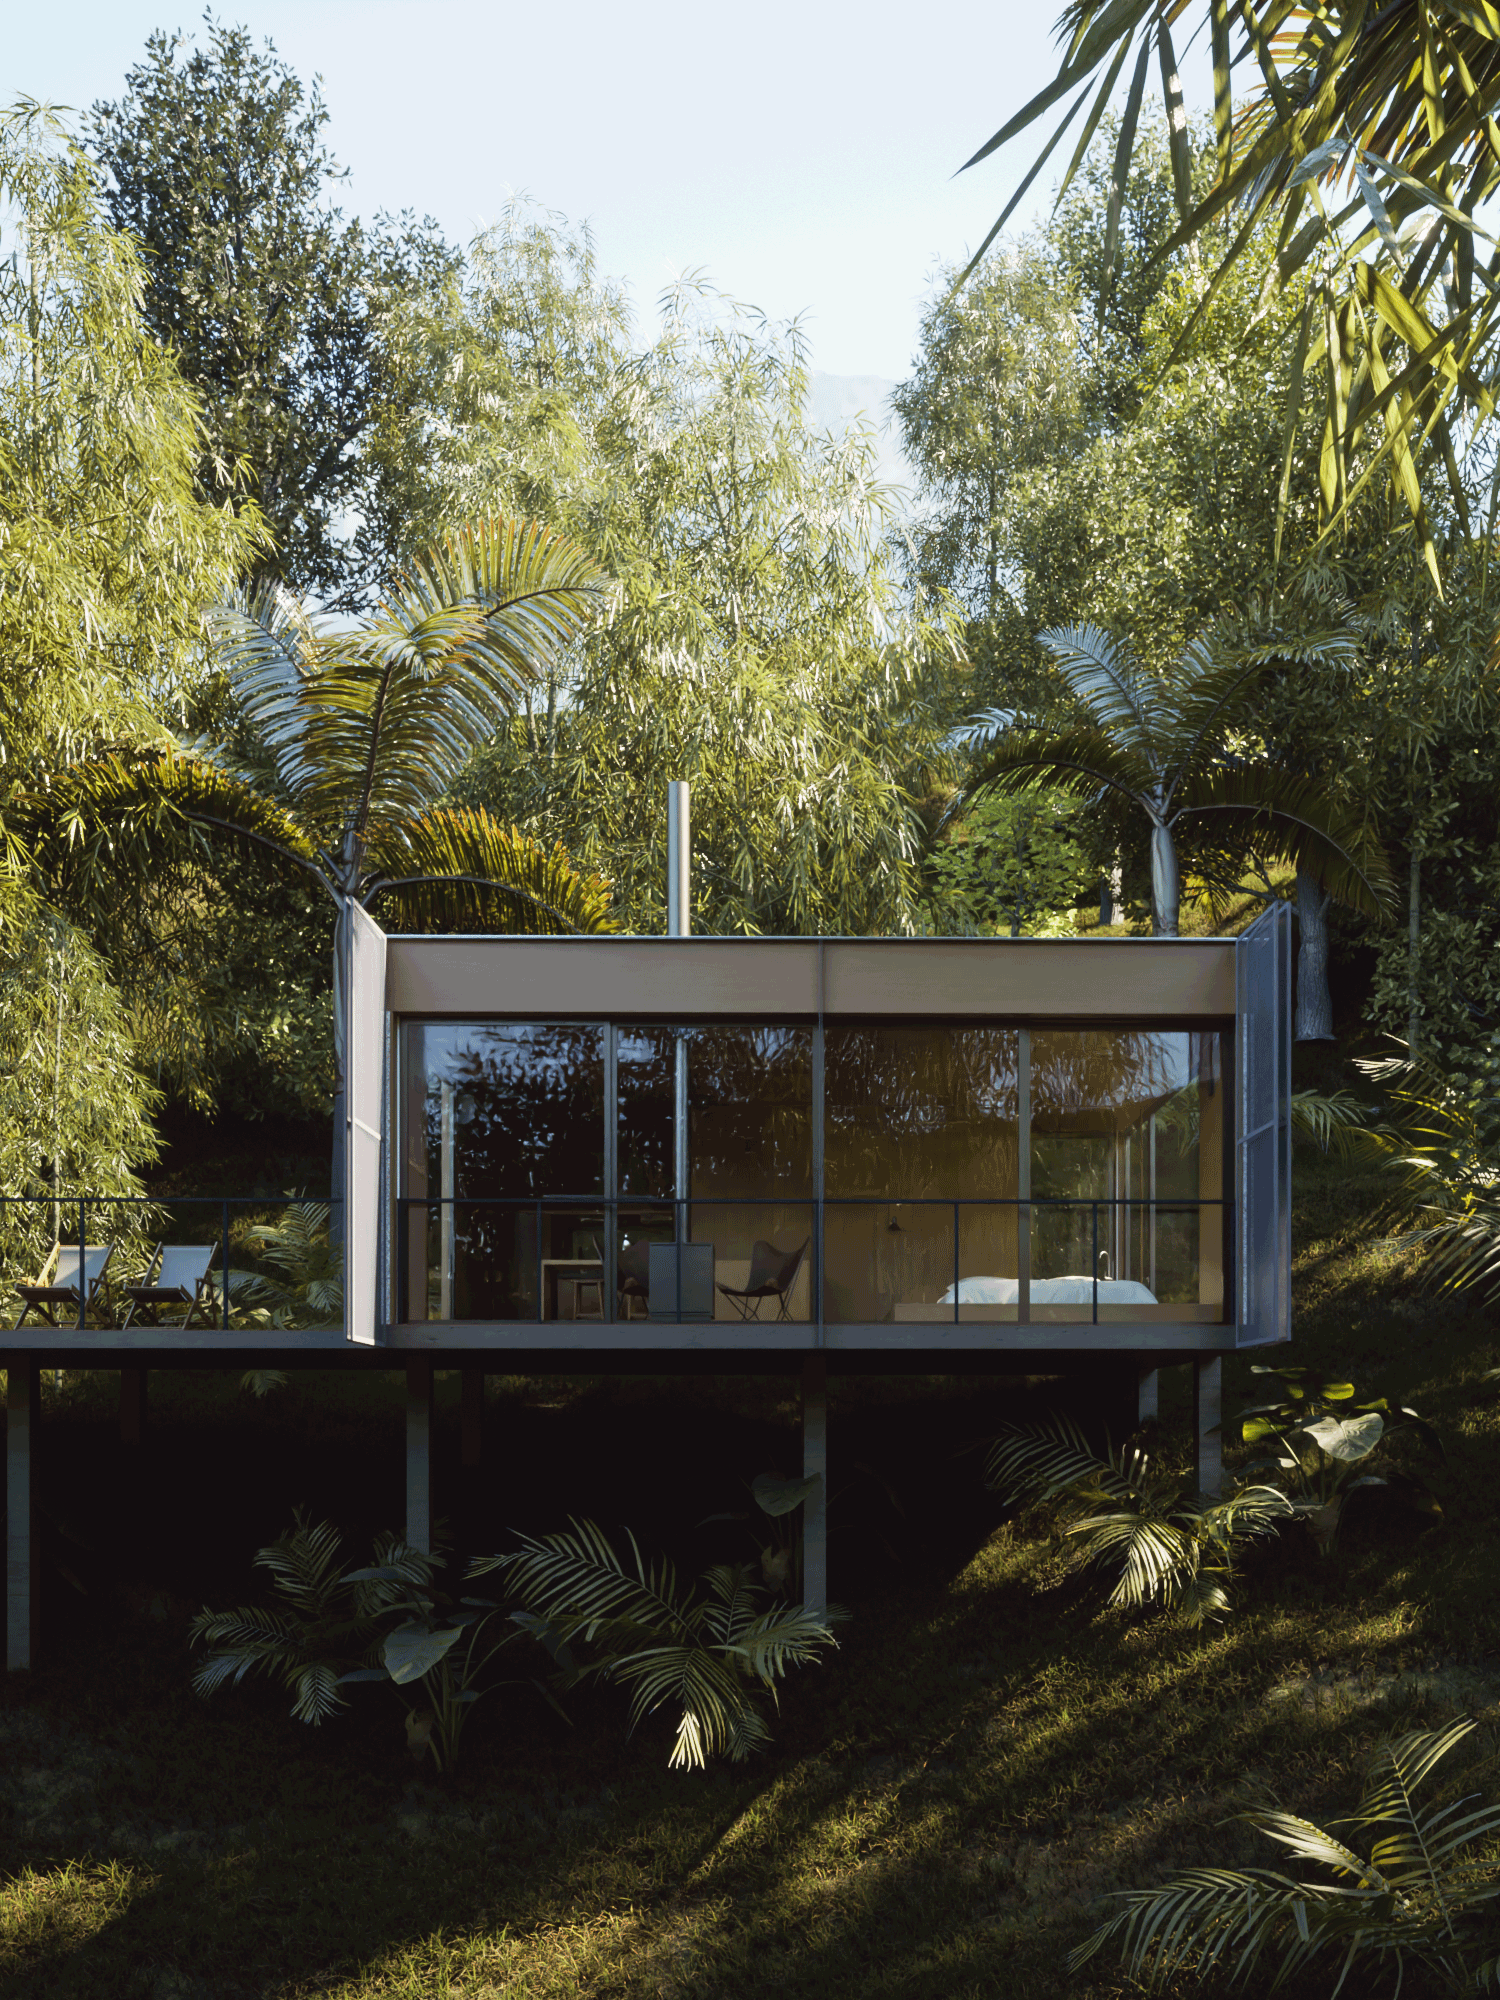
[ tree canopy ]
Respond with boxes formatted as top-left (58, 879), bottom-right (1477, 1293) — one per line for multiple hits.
top-left (87, 20), bottom-right (453, 609)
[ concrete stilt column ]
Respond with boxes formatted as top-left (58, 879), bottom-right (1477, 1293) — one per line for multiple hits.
top-left (801, 1353), bottom-right (827, 1619)
top-left (1137, 1367), bottom-right (1160, 1424)
top-left (7, 1358), bottom-right (41, 1670)
top-left (120, 1368), bottom-right (146, 1447)
top-left (1194, 1355), bottom-right (1223, 1498)
top-left (460, 1368), bottom-right (483, 1470)
top-left (406, 1358), bottom-right (433, 1555)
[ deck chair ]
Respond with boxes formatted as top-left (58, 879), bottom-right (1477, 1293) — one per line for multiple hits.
top-left (12, 1242), bottom-right (115, 1329)
top-left (716, 1237), bottom-right (809, 1322)
top-left (120, 1244), bottom-right (219, 1330)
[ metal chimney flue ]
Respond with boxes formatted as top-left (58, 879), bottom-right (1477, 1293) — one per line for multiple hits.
top-left (667, 781), bottom-right (690, 936)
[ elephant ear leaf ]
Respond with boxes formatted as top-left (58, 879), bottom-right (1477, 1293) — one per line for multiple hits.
top-left (383, 1623), bottom-right (466, 1684)
top-left (1302, 1413), bottom-right (1384, 1461)
top-left (752, 1474), bottom-right (822, 1518)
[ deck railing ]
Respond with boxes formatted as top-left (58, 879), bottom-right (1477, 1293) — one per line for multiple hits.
top-left (395, 1194), bottom-right (1231, 1327)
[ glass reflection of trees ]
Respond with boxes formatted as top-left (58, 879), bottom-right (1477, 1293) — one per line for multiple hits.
top-left (1031, 1031), bottom-right (1217, 1296)
top-left (823, 1028), bottom-right (1020, 1323)
top-left (688, 1026), bottom-right (812, 1199)
top-left (425, 1025), bottom-right (604, 1195)
top-left (416, 1024), bottom-right (604, 1321)
top-left (824, 1027), bottom-right (1020, 1196)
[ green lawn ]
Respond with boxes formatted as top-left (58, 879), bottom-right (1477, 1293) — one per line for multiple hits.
top-left (2, 1149), bottom-right (1498, 1999)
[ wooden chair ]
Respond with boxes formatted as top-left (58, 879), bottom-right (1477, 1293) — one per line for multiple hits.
top-left (12, 1242), bottom-right (115, 1328)
top-left (716, 1237), bottom-right (810, 1322)
top-left (120, 1244), bottom-right (219, 1330)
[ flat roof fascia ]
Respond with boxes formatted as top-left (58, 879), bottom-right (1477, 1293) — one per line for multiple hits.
top-left (385, 935), bottom-right (1236, 1020)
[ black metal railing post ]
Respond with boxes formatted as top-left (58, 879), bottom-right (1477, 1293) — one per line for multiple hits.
top-left (222, 1198), bottom-right (230, 1330)
top-left (953, 1202), bottom-right (960, 1322)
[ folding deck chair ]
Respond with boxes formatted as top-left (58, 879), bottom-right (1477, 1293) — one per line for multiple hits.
top-left (12, 1242), bottom-right (115, 1328)
top-left (120, 1244), bottom-right (219, 1330)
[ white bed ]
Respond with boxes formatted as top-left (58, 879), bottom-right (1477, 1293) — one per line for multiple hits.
top-left (936, 1274), bottom-right (1158, 1306)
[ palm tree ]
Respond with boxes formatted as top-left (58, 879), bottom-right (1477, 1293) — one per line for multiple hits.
top-left (28, 516), bottom-right (616, 1198)
top-left (965, 621), bottom-right (1394, 937)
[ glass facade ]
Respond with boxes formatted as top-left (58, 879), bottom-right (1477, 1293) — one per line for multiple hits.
top-left (398, 1020), bottom-right (1226, 1326)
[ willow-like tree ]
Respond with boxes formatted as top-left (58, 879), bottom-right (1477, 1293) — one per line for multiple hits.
top-left (0, 101), bottom-right (262, 1219)
top-left (405, 247), bottom-right (968, 934)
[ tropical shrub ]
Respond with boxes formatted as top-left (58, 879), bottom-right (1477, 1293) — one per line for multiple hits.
top-left (984, 1414), bottom-right (1292, 1626)
top-left (1071, 1719), bottom-right (1500, 1993)
top-left (1359, 1037), bottom-right (1500, 1305)
top-left (476, 1518), bottom-right (841, 1769)
top-left (225, 1201), bottom-right (343, 1329)
top-left (189, 1515), bottom-right (552, 1773)
top-left (1240, 1364), bottom-right (1444, 1553)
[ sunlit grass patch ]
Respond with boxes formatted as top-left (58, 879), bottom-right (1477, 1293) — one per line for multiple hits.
top-left (0, 1859), bottom-right (143, 1966)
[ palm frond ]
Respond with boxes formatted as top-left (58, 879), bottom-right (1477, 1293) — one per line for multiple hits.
top-left (1170, 765), bottom-right (1396, 923)
top-left (983, 1412), bottom-right (1116, 1505)
top-left (476, 1520), bottom-right (691, 1645)
top-left (206, 579), bottom-right (322, 798)
top-left (1036, 622), bottom-right (1161, 755)
top-left (365, 808), bottom-right (616, 934)
top-left (21, 751), bottom-right (329, 910)
top-left (1066, 1512), bottom-right (1198, 1611)
top-left (483, 1523), bottom-right (837, 1769)
top-left (1291, 1089), bottom-right (1373, 1162)
top-left (1075, 1719), bottom-right (1500, 1991)
top-left (967, 724), bottom-right (1153, 815)
top-left (289, 517), bottom-right (611, 852)
top-left (1158, 623), bottom-right (1358, 798)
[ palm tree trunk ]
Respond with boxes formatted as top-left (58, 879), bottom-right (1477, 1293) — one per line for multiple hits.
top-left (1295, 868), bottom-right (1335, 1041)
top-left (1150, 824), bottom-right (1179, 935)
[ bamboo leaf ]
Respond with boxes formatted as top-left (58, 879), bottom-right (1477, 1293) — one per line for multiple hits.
top-left (1100, 36), bottom-right (1154, 318)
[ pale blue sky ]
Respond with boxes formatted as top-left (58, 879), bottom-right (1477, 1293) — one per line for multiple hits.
top-left (11, 2), bottom-right (1212, 382)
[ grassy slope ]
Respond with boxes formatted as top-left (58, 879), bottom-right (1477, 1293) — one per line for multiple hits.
top-left (1, 1152), bottom-right (1498, 2000)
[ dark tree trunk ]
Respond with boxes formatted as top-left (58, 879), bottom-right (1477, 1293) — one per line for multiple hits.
top-left (1295, 869), bottom-right (1335, 1041)
top-left (1407, 845), bottom-right (1422, 1053)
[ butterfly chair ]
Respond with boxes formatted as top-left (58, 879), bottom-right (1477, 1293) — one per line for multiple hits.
top-left (12, 1242), bottom-right (115, 1329)
top-left (716, 1237), bottom-right (809, 1322)
top-left (617, 1241), bottom-right (651, 1321)
top-left (120, 1244), bottom-right (219, 1330)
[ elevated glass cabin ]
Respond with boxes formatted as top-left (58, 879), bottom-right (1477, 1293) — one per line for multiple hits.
top-left (353, 909), bottom-right (1292, 1354)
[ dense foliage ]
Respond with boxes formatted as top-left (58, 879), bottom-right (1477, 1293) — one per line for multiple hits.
top-left (2, 19), bottom-right (1497, 1193)
top-left (87, 22), bottom-right (453, 610)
